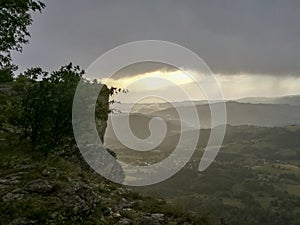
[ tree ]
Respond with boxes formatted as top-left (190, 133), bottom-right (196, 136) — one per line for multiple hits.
top-left (0, 0), bottom-right (45, 69)
top-left (0, 68), bottom-right (14, 83)
top-left (0, 0), bottom-right (45, 129)
top-left (6, 63), bottom-right (112, 152)
top-left (0, 1), bottom-right (116, 154)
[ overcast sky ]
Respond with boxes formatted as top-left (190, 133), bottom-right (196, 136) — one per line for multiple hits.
top-left (12, 0), bottom-right (300, 100)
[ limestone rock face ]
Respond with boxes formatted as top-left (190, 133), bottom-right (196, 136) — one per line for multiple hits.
top-left (96, 84), bottom-right (110, 143)
top-left (96, 119), bottom-right (108, 144)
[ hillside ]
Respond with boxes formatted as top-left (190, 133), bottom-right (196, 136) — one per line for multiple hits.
top-left (0, 132), bottom-right (209, 225)
top-left (151, 101), bottom-right (300, 128)
top-left (237, 95), bottom-right (300, 106)
top-left (111, 125), bottom-right (300, 225)
top-left (113, 95), bottom-right (300, 114)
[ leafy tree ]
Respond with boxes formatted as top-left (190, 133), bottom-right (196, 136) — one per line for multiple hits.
top-left (0, 0), bottom-right (45, 70)
top-left (0, 68), bottom-right (14, 83)
top-left (6, 63), bottom-right (112, 152)
top-left (0, 0), bottom-right (117, 155)
top-left (0, 0), bottom-right (45, 126)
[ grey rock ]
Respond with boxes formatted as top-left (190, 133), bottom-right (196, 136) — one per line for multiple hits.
top-left (112, 212), bottom-right (121, 218)
top-left (141, 216), bottom-right (162, 225)
top-left (75, 182), bottom-right (99, 204)
top-left (0, 178), bottom-right (9, 184)
top-left (151, 213), bottom-right (164, 221)
top-left (12, 188), bottom-right (27, 194)
top-left (6, 179), bottom-right (20, 185)
top-left (41, 167), bottom-right (60, 179)
top-left (280, 178), bottom-right (298, 185)
top-left (102, 207), bottom-right (112, 216)
top-left (9, 217), bottom-right (37, 225)
top-left (182, 222), bottom-right (192, 225)
top-left (0, 184), bottom-right (8, 189)
top-left (116, 187), bottom-right (126, 195)
top-left (3, 192), bottom-right (24, 202)
top-left (117, 218), bottom-right (133, 225)
top-left (72, 196), bottom-right (90, 214)
top-left (58, 182), bottom-right (100, 216)
top-left (119, 197), bottom-right (133, 208)
top-left (18, 164), bottom-right (35, 170)
top-left (25, 179), bottom-right (54, 193)
top-left (8, 171), bottom-right (28, 176)
top-left (0, 173), bottom-right (23, 185)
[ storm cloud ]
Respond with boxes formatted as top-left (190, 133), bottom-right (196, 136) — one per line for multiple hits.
top-left (12, 0), bottom-right (300, 76)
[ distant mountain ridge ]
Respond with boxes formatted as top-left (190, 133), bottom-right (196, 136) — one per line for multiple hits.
top-left (236, 95), bottom-right (300, 106)
top-left (106, 95), bottom-right (300, 148)
top-left (114, 95), bottom-right (300, 113)
top-left (151, 101), bottom-right (300, 128)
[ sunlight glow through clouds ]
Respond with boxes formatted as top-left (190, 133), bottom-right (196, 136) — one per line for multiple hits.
top-left (102, 70), bottom-right (192, 91)
top-left (101, 70), bottom-right (300, 102)
top-left (216, 74), bottom-right (300, 99)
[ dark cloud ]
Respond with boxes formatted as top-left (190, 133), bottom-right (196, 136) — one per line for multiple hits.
top-left (111, 62), bottom-right (177, 79)
top-left (12, 0), bottom-right (300, 76)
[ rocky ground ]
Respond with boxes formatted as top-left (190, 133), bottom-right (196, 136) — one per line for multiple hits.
top-left (0, 135), bottom-right (208, 225)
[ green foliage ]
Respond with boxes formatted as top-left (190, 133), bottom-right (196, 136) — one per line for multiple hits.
top-left (0, 68), bottom-right (14, 82)
top-left (3, 63), bottom-right (111, 153)
top-left (0, 0), bottom-right (45, 69)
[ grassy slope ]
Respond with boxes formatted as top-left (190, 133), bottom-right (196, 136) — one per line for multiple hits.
top-left (0, 132), bottom-right (208, 225)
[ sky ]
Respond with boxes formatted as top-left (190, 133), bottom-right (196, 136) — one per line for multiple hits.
top-left (12, 0), bottom-right (300, 101)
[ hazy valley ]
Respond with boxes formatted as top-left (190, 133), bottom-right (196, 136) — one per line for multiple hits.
top-left (105, 95), bottom-right (300, 225)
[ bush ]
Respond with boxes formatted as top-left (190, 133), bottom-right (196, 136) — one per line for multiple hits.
top-left (5, 63), bottom-right (111, 153)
